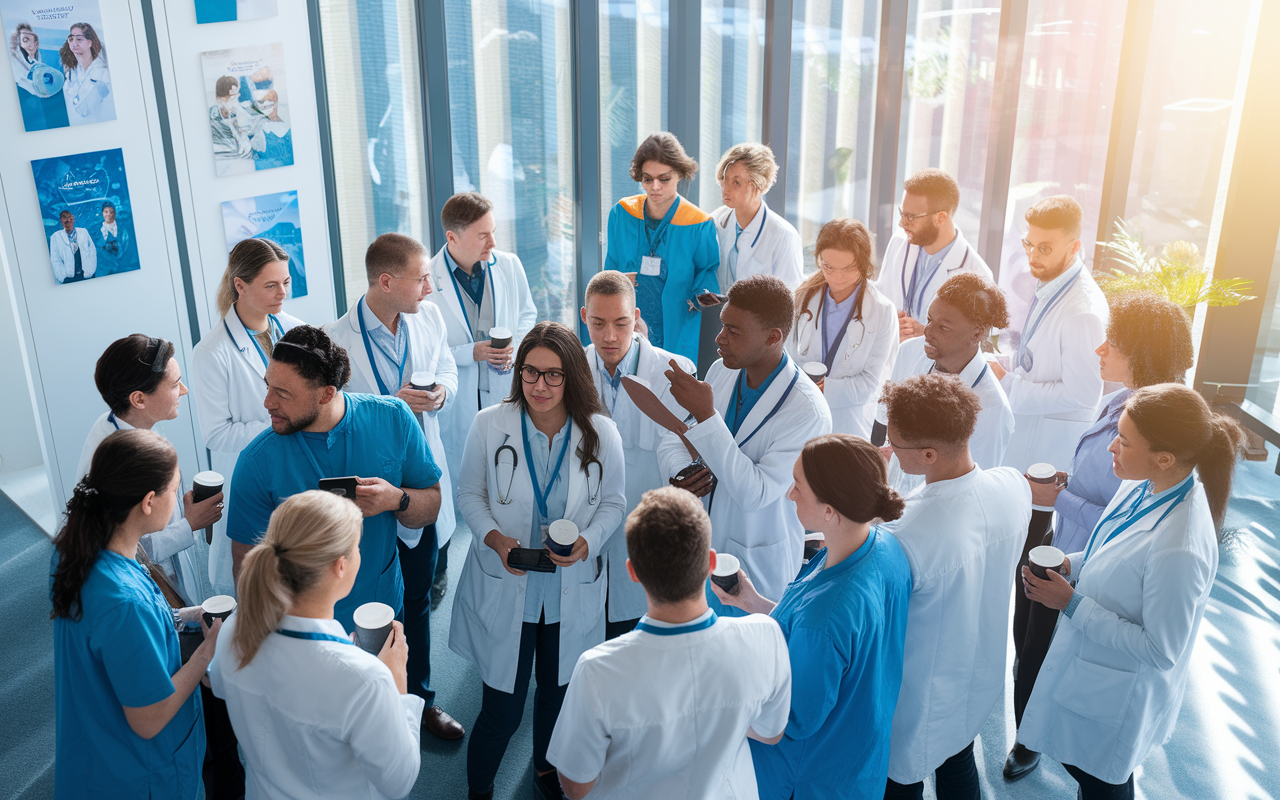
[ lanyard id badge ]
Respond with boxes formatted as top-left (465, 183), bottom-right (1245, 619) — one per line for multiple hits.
top-left (640, 255), bottom-right (662, 277)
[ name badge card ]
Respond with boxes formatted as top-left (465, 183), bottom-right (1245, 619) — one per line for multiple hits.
top-left (640, 255), bottom-right (662, 277)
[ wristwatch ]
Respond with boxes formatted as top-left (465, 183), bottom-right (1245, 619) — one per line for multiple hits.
top-left (397, 489), bottom-right (411, 513)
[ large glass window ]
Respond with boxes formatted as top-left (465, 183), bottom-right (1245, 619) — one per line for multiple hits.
top-left (896, 0), bottom-right (1001, 236)
top-left (445, 0), bottom-right (577, 327)
top-left (698, 0), bottom-right (766, 212)
top-left (785, 0), bottom-right (881, 253)
top-left (1248, 229), bottom-right (1280, 415)
top-left (317, 0), bottom-right (430, 309)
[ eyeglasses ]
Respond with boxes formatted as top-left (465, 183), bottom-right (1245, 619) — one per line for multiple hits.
top-left (818, 256), bottom-right (860, 276)
top-left (640, 174), bottom-right (675, 186)
top-left (520, 365), bottom-right (565, 387)
top-left (1021, 238), bottom-right (1055, 257)
top-left (389, 274), bottom-right (432, 286)
top-left (898, 207), bottom-right (933, 222)
top-left (885, 435), bottom-right (932, 451)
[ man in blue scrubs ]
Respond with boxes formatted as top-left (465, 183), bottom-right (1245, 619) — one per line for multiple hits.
top-left (227, 325), bottom-right (443, 632)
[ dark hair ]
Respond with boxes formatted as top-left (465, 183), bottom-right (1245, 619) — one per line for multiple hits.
top-left (272, 325), bottom-right (351, 390)
top-left (441, 192), bottom-right (494, 234)
top-left (629, 132), bottom-right (699, 183)
top-left (880, 373), bottom-right (981, 448)
top-left (934, 273), bottom-right (1010, 331)
top-left (797, 218), bottom-right (876, 328)
top-left (366, 232), bottom-right (427, 283)
top-left (1125, 384), bottom-right (1245, 532)
top-left (626, 487), bottom-right (712, 604)
top-left (801, 434), bottom-right (904, 523)
top-left (215, 75), bottom-right (238, 98)
top-left (1106, 293), bottom-right (1194, 388)
top-left (94, 334), bottom-right (176, 415)
top-left (59, 210), bottom-right (73, 220)
top-left (728, 274), bottom-right (795, 339)
top-left (1025, 195), bottom-right (1083, 239)
top-left (903, 168), bottom-right (960, 215)
top-left (51, 430), bottom-right (178, 621)
top-left (101, 201), bottom-right (115, 214)
top-left (506, 322), bottom-right (602, 472)
top-left (59, 22), bottom-right (103, 71)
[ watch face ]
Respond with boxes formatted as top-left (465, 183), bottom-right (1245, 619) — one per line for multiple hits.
top-left (398, 490), bottom-right (411, 512)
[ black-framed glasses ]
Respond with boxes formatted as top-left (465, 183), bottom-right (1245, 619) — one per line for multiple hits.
top-left (898, 207), bottom-right (933, 222)
top-left (520, 365), bottom-right (565, 387)
top-left (1021, 238), bottom-right (1054, 257)
top-left (885, 434), bottom-right (932, 451)
top-left (140, 338), bottom-right (167, 373)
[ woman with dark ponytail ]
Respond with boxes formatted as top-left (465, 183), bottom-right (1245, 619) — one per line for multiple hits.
top-left (1020, 383), bottom-right (1245, 799)
top-left (712, 434), bottom-right (914, 799)
top-left (53, 429), bottom-right (218, 799)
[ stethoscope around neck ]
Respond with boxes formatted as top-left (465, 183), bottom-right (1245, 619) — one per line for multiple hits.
top-left (493, 438), bottom-right (602, 506)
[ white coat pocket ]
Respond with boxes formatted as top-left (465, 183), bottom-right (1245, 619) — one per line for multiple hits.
top-left (1052, 657), bottom-right (1138, 728)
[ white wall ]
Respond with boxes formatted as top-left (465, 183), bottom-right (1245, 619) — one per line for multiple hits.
top-left (0, 231), bottom-right (45, 475)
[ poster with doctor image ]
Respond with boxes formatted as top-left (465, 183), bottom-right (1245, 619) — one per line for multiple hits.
top-left (201, 42), bottom-right (292, 176)
top-left (32, 148), bottom-right (140, 285)
top-left (221, 190), bottom-right (307, 299)
top-left (194, 0), bottom-right (277, 25)
top-left (2, 0), bottom-right (116, 131)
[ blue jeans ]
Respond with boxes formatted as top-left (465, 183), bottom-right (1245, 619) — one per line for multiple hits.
top-left (397, 529), bottom-right (437, 705)
top-left (883, 741), bottom-right (980, 800)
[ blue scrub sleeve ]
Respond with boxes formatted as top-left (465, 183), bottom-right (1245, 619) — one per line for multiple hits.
top-left (226, 449), bottom-right (274, 545)
top-left (395, 401), bottom-right (443, 489)
top-left (92, 601), bottom-right (177, 708)
top-left (692, 220), bottom-right (721, 297)
top-left (603, 204), bottom-right (634, 273)
top-left (781, 625), bottom-right (847, 740)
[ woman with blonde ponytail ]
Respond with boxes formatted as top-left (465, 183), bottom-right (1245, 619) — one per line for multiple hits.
top-left (191, 237), bottom-right (306, 597)
top-left (209, 490), bottom-right (424, 800)
top-left (1020, 383), bottom-right (1245, 799)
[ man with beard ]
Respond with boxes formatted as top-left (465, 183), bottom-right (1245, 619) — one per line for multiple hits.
top-left (226, 325), bottom-right (444, 631)
top-left (876, 169), bottom-right (991, 342)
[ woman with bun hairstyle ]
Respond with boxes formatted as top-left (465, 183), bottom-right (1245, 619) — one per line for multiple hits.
top-left (210, 491), bottom-right (424, 800)
top-left (53, 429), bottom-right (218, 799)
top-left (1019, 384), bottom-right (1244, 799)
top-left (713, 434), bottom-right (913, 799)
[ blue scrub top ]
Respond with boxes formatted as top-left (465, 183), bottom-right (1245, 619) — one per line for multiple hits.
top-left (228, 392), bottom-right (442, 630)
top-left (53, 549), bottom-right (204, 799)
top-left (750, 529), bottom-right (913, 800)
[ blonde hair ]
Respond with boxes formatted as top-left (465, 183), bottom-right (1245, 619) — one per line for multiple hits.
top-left (715, 143), bottom-right (779, 194)
top-left (232, 491), bottom-right (363, 667)
top-left (217, 238), bottom-right (290, 317)
top-left (584, 269), bottom-right (636, 304)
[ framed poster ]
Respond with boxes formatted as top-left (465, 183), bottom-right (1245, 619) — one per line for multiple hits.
top-left (32, 148), bottom-right (140, 284)
top-left (2, 0), bottom-right (116, 131)
top-left (194, 0), bottom-right (277, 25)
top-left (222, 190), bottom-right (307, 299)
top-left (201, 42), bottom-right (292, 176)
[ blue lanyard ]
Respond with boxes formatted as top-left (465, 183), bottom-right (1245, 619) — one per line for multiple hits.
top-left (970, 363), bottom-right (989, 389)
top-left (1016, 267), bottom-right (1080, 372)
top-left (820, 284), bottom-right (863, 371)
top-left (520, 413), bottom-right (572, 521)
top-left (729, 205), bottom-right (767, 248)
top-left (729, 365), bottom-right (800, 448)
top-left (356, 296), bottom-right (410, 396)
top-left (224, 313), bottom-right (284, 370)
top-left (598, 338), bottom-right (641, 416)
top-left (642, 197), bottom-right (680, 256)
top-left (445, 255), bottom-right (497, 342)
top-left (635, 612), bottom-right (717, 636)
top-left (108, 411), bottom-right (120, 430)
top-left (1081, 474), bottom-right (1196, 568)
top-left (903, 245), bottom-right (969, 319)
top-left (275, 629), bottom-right (354, 645)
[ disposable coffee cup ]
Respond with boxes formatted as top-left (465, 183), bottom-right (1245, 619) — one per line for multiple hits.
top-left (546, 519), bottom-right (578, 557)
top-left (489, 326), bottom-right (513, 350)
top-left (711, 553), bottom-right (741, 595)
top-left (1028, 545), bottom-right (1066, 580)
top-left (353, 602), bottom-right (395, 654)
top-left (410, 370), bottom-right (436, 392)
top-left (1027, 463), bottom-right (1057, 484)
top-left (202, 595), bottom-right (236, 628)
top-left (802, 361), bottom-right (827, 382)
top-left (192, 471), bottom-right (224, 544)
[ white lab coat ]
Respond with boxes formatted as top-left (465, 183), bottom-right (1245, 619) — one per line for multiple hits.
top-left (656, 358), bottom-right (832, 605)
top-left (880, 466), bottom-right (1031, 783)
top-left (191, 305), bottom-right (306, 596)
top-left (876, 229), bottom-right (992, 321)
top-left (711, 203), bottom-right (805, 290)
top-left (999, 260), bottom-right (1108, 472)
top-left (63, 56), bottom-right (114, 124)
top-left (1019, 478), bottom-right (1218, 785)
top-left (324, 299), bottom-right (460, 548)
top-left (449, 403), bottom-right (627, 692)
top-left (424, 247), bottom-right (538, 490)
top-left (787, 282), bottom-right (899, 438)
top-left (49, 228), bottom-right (96, 283)
top-left (586, 337), bottom-right (695, 622)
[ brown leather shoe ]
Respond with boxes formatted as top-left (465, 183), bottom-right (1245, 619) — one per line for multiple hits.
top-left (423, 705), bottom-right (465, 740)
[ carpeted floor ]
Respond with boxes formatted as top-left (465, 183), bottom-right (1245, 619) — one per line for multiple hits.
top-left (2, 452), bottom-right (1279, 800)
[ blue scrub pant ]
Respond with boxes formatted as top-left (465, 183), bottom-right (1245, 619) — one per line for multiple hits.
top-left (883, 741), bottom-right (980, 800)
top-left (1064, 765), bottom-right (1135, 800)
top-left (397, 529), bottom-right (437, 706)
top-left (467, 619), bottom-right (566, 794)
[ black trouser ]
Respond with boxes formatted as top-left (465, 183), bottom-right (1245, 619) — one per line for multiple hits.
top-left (435, 537), bottom-right (450, 582)
top-left (467, 619), bottom-right (566, 794)
top-left (398, 528), bottom-right (438, 705)
top-left (201, 683), bottom-right (245, 800)
top-left (1064, 764), bottom-right (1135, 800)
top-left (1011, 509), bottom-right (1057, 727)
top-left (883, 741), bottom-right (980, 800)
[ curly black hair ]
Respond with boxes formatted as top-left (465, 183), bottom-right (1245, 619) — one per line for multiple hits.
top-left (1106, 293), bottom-right (1194, 388)
top-left (934, 273), bottom-right (1010, 331)
top-left (880, 372), bottom-right (981, 448)
top-left (272, 325), bottom-right (351, 389)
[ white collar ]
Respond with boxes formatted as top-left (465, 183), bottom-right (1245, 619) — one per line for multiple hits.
top-left (360, 295), bottom-right (400, 337)
top-left (957, 349), bottom-right (990, 387)
top-left (638, 608), bottom-right (714, 629)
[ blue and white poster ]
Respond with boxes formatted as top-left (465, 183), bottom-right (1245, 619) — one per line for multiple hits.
top-left (194, 0), bottom-right (277, 25)
top-left (32, 148), bottom-right (140, 285)
top-left (222, 190), bottom-right (307, 299)
top-left (202, 42), bottom-right (292, 176)
top-left (3, 0), bottom-right (116, 131)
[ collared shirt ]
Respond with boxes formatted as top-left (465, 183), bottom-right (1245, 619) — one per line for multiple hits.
top-left (908, 234), bottom-right (958, 316)
top-left (1053, 388), bottom-right (1132, 554)
top-left (445, 246), bottom-right (486, 308)
top-left (523, 415), bottom-right (571, 624)
top-left (729, 354), bottom-right (790, 436)
top-left (360, 296), bottom-right (408, 397)
top-left (821, 287), bottom-right (859, 361)
top-left (1033, 257), bottom-right (1083, 305)
top-left (443, 245), bottom-right (496, 393)
top-left (592, 336), bottom-right (641, 418)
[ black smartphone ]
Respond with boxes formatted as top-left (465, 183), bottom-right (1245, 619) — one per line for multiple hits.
top-left (696, 291), bottom-right (726, 307)
top-left (319, 476), bottom-right (359, 500)
top-left (508, 547), bottom-right (557, 573)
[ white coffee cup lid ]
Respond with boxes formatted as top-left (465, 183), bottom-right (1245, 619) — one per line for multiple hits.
top-left (193, 471), bottom-right (224, 485)
top-left (803, 361), bottom-right (827, 377)
top-left (353, 602), bottom-right (395, 629)
top-left (410, 371), bottom-right (434, 385)
top-left (548, 519), bottom-right (579, 546)
top-left (203, 594), bottom-right (236, 613)
top-left (489, 326), bottom-right (512, 338)
top-left (804, 532), bottom-right (825, 542)
top-left (1029, 545), bottom-right (1065, 566)
top-left (1027, 463), bottom-right (1056, 480)
top-left (713, 553), bottom-right (740, 577)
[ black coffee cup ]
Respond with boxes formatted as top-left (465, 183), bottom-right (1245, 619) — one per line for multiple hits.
top-left (353, 602), bottom-right (395, 654)
top-left (192, 471), bottom-right (224, 544)
top-left (711, 553), bottom-right (741, 595)
top-left (546, 519), bottom-right (578, 557)
top-left (489, 326), bottom-right (512, 350)
top-left (202, 595), bottom-right (236, 628)
top-left (410, 371), bottom-right (437, 392)
top-left (1028, 545), bottom-right (1066, 580)
top-left (1026, 463), bottom-right (1057, 484)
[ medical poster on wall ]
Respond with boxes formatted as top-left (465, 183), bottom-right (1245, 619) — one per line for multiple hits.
top-left (2, 0), bottom-right (116, 131)
top-left (32, 148), bottom-right (140, 285)
top-left (194, 0), bottom-right (277, 25)
top-left (201, 42), bottom-right (292, 176)
top-left (221, 190), bottom-right (307, 299)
